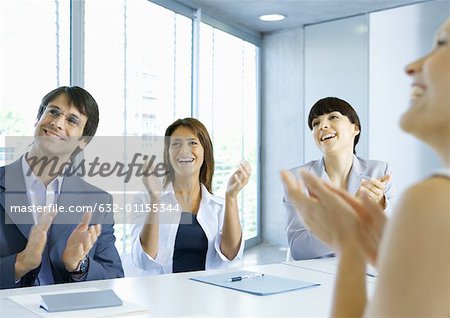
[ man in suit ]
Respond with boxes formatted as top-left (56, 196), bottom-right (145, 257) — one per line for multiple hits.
top-left (0, 86), bottom-right (124, 289)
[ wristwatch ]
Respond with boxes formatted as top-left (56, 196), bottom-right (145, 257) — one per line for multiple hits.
top-left (70, 256), bottom-right (89, 275)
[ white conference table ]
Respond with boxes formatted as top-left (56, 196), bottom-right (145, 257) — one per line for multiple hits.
top-left (284, 257), bottom-right (378, 284)
top-left (0, 259), bottom-right (375, 317)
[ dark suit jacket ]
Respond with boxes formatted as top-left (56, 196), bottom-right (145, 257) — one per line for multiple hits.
top-left (0, 157), bottom-right (124, 289)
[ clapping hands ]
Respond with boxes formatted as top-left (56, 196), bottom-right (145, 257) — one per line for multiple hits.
top-left (226, 160), bottom-right (251, 199)
top-left (356, 175), bottom-right (391, 209)
top-left (281, 170), bottom-right (386, 266)
top-left (142, 158), bottom-right (163, 200)
top-left (15, 207), bottom-right (58, 279)
top-left (62, 212), bottom-right (101, 272)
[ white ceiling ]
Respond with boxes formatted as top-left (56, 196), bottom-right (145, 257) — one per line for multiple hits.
top-left (175, 0), bottom-right (430, 33)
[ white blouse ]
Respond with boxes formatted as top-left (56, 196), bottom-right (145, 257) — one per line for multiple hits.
top-left (130, 183), bottom-right (244, 275)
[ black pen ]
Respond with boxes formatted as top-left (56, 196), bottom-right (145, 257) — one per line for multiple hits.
top-left (227, 273), bottom-right (264, 282)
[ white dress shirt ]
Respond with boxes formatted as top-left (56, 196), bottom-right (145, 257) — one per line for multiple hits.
top-left (21, 154), bottom-right (64, 224)
top-left (285, 155), bottom-right (395, 260)
top-left (131, 183), bottom-right (244, 275)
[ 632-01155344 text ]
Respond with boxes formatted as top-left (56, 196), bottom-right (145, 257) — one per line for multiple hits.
top-left (9, 203), bottom-right (180, 214)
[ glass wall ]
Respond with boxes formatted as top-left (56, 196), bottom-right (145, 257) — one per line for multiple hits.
top-left (198, 24), bottom-right (259, 241)
top-left (84, 0), bottom-right (193, 253)
top-left (0, 0), bottom-right (261, 253)
top-left (85, 0), bottom-right (192, 138)
top-left (304, 15), bottom-right (369, 163)
top-left (0, 0), bottom-right (70, 162)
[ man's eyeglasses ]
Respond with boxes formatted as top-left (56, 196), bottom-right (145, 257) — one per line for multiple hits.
top-left (41, 106), bottom-right (84, 128)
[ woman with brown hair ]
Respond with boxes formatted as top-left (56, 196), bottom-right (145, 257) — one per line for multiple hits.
top-left (131, 118), bottom-right (251, 274)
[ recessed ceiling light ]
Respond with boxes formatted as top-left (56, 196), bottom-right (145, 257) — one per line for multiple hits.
top-left (259, 14), bottom-right (285, 22)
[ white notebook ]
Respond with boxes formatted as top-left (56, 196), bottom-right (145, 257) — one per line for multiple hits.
top-left (40, 289), bottom-right (123, 312)
top-left (8, 288), bottom-right (149, 318)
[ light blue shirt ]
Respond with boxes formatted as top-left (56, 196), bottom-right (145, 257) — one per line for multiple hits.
top-left (285, 155), bottom-right (395, 260)
top-left (21, 154), bottom-right (64, 224)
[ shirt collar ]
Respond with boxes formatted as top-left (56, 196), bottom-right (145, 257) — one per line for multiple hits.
top-left (21, 153), bottom-right (65, 194)
top-left (162, 182), bottom-right (217, 206)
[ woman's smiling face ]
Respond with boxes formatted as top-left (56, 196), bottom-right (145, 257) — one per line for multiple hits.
top-left (401, 17), bottom-right (450, 142)
top-left (311, 111), bottom-right (360, 156)
top-left (168, 126), bottom-right (205, 179)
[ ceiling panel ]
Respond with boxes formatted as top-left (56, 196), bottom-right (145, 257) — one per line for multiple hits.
top-left (175, 0), bottom-right (430, 33)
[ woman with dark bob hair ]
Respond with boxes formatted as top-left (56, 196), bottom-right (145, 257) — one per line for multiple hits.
top-left (285, 97), bottom-right (394, 260)
top-left (131, 118), bottom-right (251, 274)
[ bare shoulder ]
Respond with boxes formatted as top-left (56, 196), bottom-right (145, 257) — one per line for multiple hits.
top-left (367, 176), bottom-right (450, 317)
top-left (366, 177), bottom-right (450, 317)
top-left (390, 176), bottom-right (450, 243)
top-left (397, 176), bottom-right (450, 219)
top-left (408, 176), bottom-right (450, 194)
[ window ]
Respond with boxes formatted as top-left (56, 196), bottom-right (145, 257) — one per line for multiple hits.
top-left (0, 0), bottom-right (70, 162)
top-left (84, 0), bottom-right (192, 253)
top-left (198, 24), bottom-right (259, 241)
top-left (1, 0), bottom-right (260, 253)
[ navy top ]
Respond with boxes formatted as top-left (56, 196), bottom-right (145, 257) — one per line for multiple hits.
top-left (172, 212), bottom-right (208, 273)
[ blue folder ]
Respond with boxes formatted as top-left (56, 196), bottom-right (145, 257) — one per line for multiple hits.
top-left (190, 270), bottom-right (320, 296)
